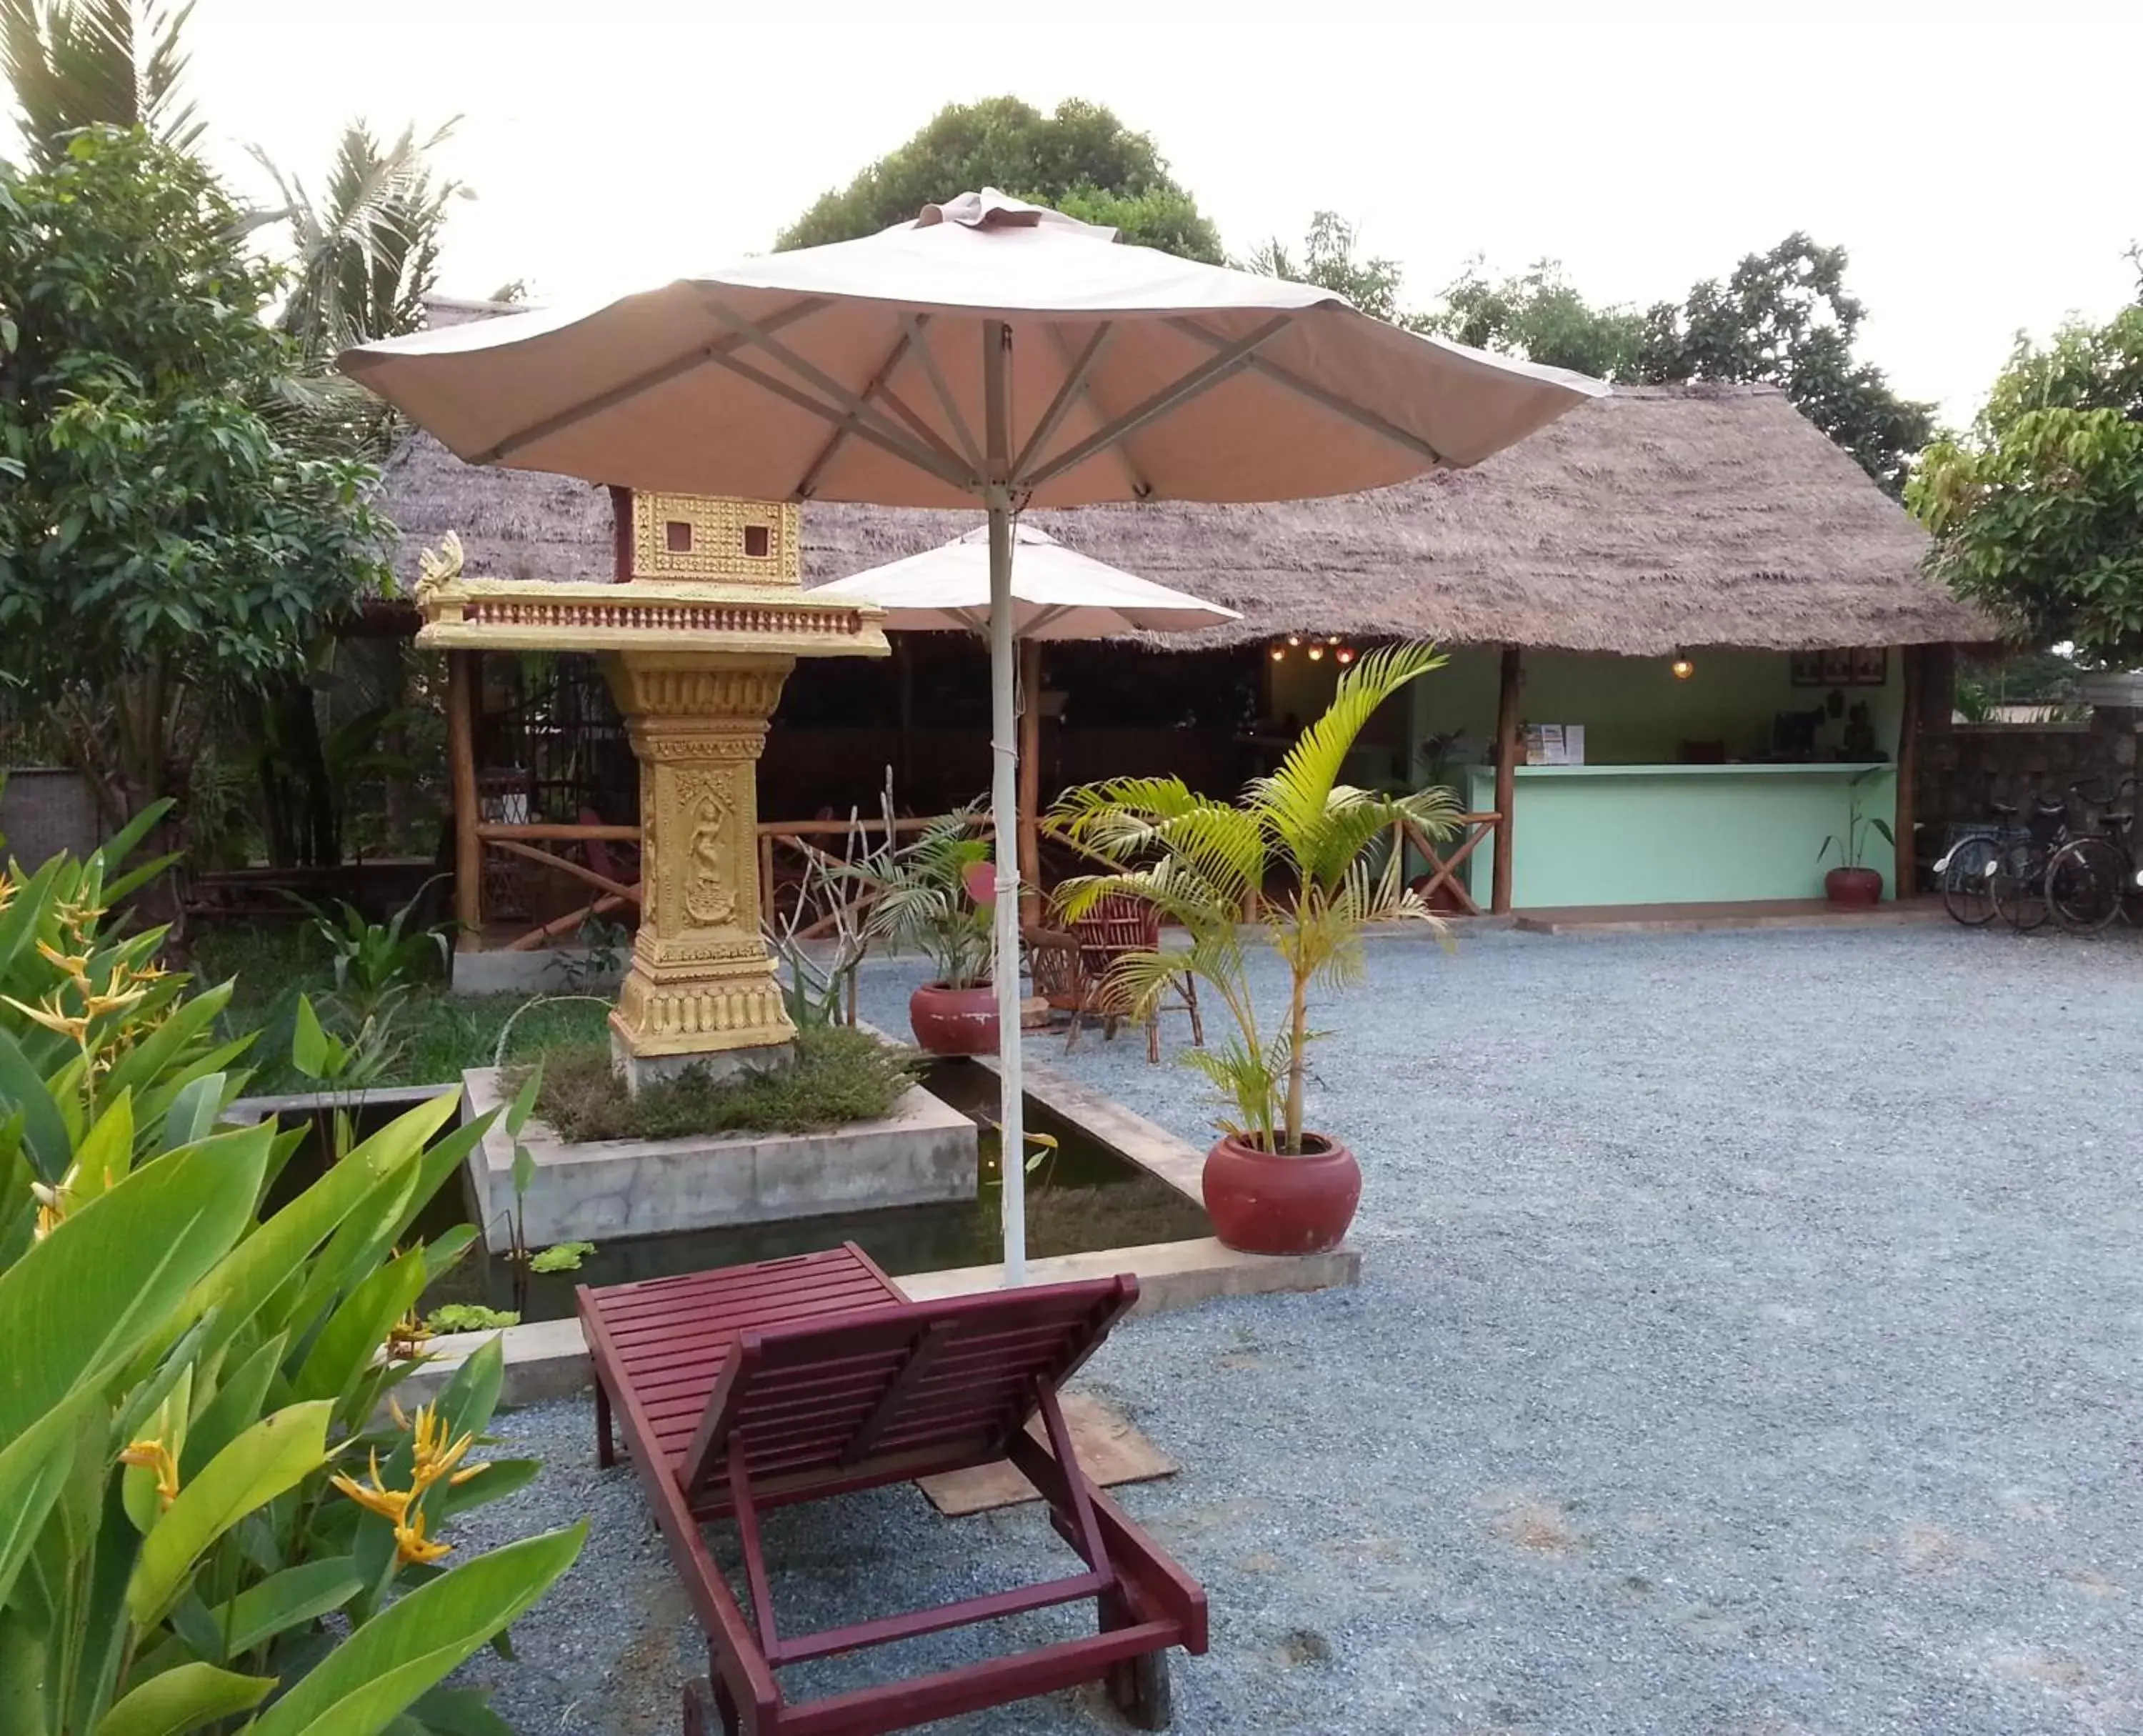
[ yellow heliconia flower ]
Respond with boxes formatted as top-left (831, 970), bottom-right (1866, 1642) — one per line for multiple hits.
top-left (385, 1310), bottom-right (433, 1362)
top-left (408, 1402), bottom-right (477, 1487)
top-left (53, 897), bottom-right (106, 934)
top-left (119, 1437), bottom-right (181, 1510)
top-left (330, 1450), bottom-right (413, 1524)
top-left (392, 1510), bottom-right (453, 1566)
top-left (82, 982), bottom-right (146, 1020)
top-left (0, 875), bottom-right (15, 914)
top-left (2, 993), bottom-right (90, 1044)
top-left (35, 939), bottom-right (91, 984)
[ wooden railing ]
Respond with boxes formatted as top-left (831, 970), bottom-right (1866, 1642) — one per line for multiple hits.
top-left (1392, 811), bottom-right (1502, 917)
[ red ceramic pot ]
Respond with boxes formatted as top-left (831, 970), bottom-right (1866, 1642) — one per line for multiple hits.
top-left (908, 983), bottom-right (999, 1056)
top-left (1824, 866), bottom-right (1883, 909)
top-left (1202, 1132), bottom-right (1362, 1255)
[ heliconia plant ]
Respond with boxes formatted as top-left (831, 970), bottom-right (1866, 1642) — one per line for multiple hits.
top-left (0, 817), bottom-right (585, 1736)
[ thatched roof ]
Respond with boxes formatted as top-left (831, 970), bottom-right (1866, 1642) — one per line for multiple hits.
top-left (376, 354), bottom-right (1997, 654)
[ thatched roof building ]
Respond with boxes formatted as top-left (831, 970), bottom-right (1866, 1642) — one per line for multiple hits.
top-left (376, 341), bottom-right (1997, 656)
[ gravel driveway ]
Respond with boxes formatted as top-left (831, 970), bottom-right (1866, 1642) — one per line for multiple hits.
top-left (456, 924), bottom-right (2143, 1735)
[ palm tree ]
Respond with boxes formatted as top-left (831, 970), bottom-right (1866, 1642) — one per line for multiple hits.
top-left (1052, 642), bottom-right (1460, 1154)
top-left (0, 0), bottom-right (199, 166)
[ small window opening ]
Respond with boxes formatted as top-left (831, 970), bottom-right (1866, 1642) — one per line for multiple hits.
top-left (744, 524), bottom-right (771, 558)
top-left (665, 521), bottom-right (693, 552)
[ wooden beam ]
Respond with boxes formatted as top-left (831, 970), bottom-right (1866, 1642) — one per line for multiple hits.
top-left (608, 484), bottom-right (634, 579)
top-left (448, 649), bottom-right (482, 950)
top-left (476, 822), bottom-right (641, 842)
top-left (1492, 646), bottom-right (1522, 915)
top-left (1019, 638), bottom-right (1043, 924)
top-left (1895, 645), bottom-right (1919, 899)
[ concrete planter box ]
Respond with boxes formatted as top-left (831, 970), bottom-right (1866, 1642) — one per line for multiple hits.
top-left (460, 1065), bottom-right (978, 1252)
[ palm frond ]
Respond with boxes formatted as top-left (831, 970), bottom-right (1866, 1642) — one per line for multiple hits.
top-left (1248, 642), bottom-right (1447, 877)
top-left (2, 0), bottom-right (199, 165)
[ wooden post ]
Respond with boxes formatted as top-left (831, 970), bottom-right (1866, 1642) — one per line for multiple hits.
top-left (1492, 645), bottom-right (1522, 915)
top-left (1019, 638), bottom-right (1042, 923)
top-left (448, 648), bottom-right (482, 949)
top-left (1894, 645), bottom-right (1919, 900)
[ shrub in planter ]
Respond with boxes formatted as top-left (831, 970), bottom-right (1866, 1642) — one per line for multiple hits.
top-left (0, 822), bottom-right (584, 1736)
top-left (1054, 644), bottom-right (1459, 1253)
top-left (846, 807), bottom-right (998, 1054)
top-left (1817, 767), bottom-right (1895, 907)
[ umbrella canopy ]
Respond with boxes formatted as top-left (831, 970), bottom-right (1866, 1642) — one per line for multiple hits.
top-left (810, 522), bottom-right (1242, 638)
top-left (340, 188), bottom-right (1607, 1287)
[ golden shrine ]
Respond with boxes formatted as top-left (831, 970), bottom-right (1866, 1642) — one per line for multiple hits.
top-left (415, 493), bottom-right (887, 1089)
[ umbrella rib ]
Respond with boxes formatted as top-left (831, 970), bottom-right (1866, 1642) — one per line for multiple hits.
top-left (794, 326), bottom-right (914, 497)
top-left (1040, 326), bottom-right (1151, 499)
top-left (695, 344), bottom-right (974, 490)
top-left (901, 313), bottom-right (982, 472)
top-left (471, 299), bottom-right (832, 464)
top-left (1011, 324), bottom-right (1115, 482)
top-left (704, 295), bottom-right (975, 488)
top-left (1019, 315), bottom-right (1294, 492)
top-left (1164, 316), bottom-right (1451, 467)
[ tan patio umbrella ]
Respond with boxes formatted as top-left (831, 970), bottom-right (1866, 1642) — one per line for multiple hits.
top-left (340, 188), bottom-right (1606, 1284)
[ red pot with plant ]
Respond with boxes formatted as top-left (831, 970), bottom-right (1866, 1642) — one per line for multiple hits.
top-left (1817, 768), bottom-right (1894, 909)
top-left (849, 807), bottom-right (999, 1056)
top-left (1053, 643), bottom-right (1462, 1257)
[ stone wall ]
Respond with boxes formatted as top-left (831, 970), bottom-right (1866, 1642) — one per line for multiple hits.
top-left (0, 768), bottom-right (101, 865)
top-left (1917, 709), bottom-right (2143, 847)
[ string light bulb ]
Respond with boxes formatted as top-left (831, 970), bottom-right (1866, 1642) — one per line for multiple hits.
top-left (1307, 644), bottom-right (1325, 661)
top-left (1334, 645), bottom-right (1357, 666)
top-left (1670, 653), bottom-right (1695, 681)
top-left (1269, 644), bottom-right (1286, 662)
top-left (1286, 633), bottom-right (1303, 647)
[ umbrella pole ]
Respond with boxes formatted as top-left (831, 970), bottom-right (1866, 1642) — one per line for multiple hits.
top-left (984, 324), bottom-right (1027, 1287)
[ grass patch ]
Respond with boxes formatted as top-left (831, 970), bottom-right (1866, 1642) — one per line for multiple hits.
top-left (526, 1025), bottom-right (919, 1143)
top-left (187, 923), bottom-right (611, 1092)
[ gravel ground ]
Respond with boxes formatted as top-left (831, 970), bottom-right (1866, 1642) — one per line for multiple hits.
top-left (454, 924), bottom-right (2143, 1735)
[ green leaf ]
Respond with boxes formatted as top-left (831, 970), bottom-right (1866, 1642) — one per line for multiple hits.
top-left (504, 1063), bottom-right (541, 1137)
top-left (91, 1662), bottom-right (274, 1736)
top-left (128, 1400), bottom-right (334, 1625)
top-left (0, 1122), bottom-right (270, 1445)
top-left (292, 997), bottom-right (329, 1080)
top-left (91, 1655), bottom-right (272, 1732)
top-left (161, 1073), bottom-right (226, 1152)
top-left (436, 1459), bottom-right (540, 1520)
top-left (71, 1088), bottom-right (136, 1204)
top-left (0, 1388), bottom-right (100, 1608)
top-left (247, 1524), bottom-right (587, 1736)
top-left (180, 1332), bottom-right (285, 1479)
top-left (0, 1024), bottom-right (69, 1184)
top-left (407, 1687), bottom-right (514, 1736)
top-left (296, 1249), bottom-right (425, 1407)
top-left (213, 1557), bottom-right (366, 1656)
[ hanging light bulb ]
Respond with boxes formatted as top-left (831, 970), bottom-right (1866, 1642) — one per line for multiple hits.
top-left (1307, 644), bottom-right (1325, 662)
top-left (1327, 634), bottom-right (1342, 645)
top-left (1269, 643), bottom-right (1287, 662)
top-left (1286, 633), bottom-right (1303, 648)
top-left (1670, 652), bottom-right (1695, 681)
top-left (1334, 645), bottom-right (1357, 666)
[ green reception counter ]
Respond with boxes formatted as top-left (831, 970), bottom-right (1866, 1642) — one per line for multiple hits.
top-left (1464, 762), bottom-right (1896, 909)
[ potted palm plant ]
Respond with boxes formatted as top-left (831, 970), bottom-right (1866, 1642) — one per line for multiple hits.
top-left (1817, 767), bottom-right (1895, 907)
top-left (1053, 644), bottom-right (1459, 1254)
top-left (849, 807), bottom-right (998, 1054)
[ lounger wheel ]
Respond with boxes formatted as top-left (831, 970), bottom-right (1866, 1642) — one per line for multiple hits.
top-left (1107, 1647), bottom-right (1172, 1731)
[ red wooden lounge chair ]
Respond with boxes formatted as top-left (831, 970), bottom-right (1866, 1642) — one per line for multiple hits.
top-left (577, 1244), bottom-right (1207, 1736)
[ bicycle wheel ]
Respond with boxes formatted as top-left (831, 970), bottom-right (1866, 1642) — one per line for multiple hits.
top-left (1939, 835), bottom-right (1999, 927)
top-left (1992, 842), bottom-right (2050, 932)
top-left (2047, 835), bottom-right (2126, 934)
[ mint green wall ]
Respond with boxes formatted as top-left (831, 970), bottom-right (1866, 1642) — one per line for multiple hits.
top-left (1464, 764), bottom-right (1897, 907)
top-left (1407, 646), bottom-right (1904, 777)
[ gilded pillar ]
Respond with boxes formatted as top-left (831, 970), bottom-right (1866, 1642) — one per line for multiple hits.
top-left (605, 654), bottom-right (796, 1086)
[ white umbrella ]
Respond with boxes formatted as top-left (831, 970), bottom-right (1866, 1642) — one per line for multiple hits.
top-left (811, 522), bottom-right (1241, 638)
top-left (341, 188), bottom-right (1607, 1284)
top-left (814, 519), bottom-right (1241, 932)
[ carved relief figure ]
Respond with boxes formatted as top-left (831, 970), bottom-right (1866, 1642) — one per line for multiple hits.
top-left (678, 769), bottom-right (737, 926)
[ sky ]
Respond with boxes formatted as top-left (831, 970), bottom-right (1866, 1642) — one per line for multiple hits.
top-left (160, 0), bottom-right (2142, 429)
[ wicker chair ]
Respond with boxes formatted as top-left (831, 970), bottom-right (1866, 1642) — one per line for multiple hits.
top-left (1061, 892), bottom-right (1202, 1064)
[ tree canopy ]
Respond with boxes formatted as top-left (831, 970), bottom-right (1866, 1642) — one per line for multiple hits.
top-left (1244, 213), bottom-right (1417, 328)
top-left (0, 129), bottom-right (389, 817)
top-left (1911, 289), bottom-right (2143, 664)
top-left (1423, 258), bottom-right (1649, 380)
top-left (776, 96), bottom-right (1223, 261)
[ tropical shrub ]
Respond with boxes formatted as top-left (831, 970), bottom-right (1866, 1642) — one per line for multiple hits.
top-left (1053, 644), bottom-right (1458, 1154)
top-left (844, 807), bottom-right (992, 990)
top-left (0, 826), bottom-right (584, 1736)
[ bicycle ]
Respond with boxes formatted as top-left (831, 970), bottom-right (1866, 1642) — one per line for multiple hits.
top-left (1933, 829), bottom-right (2002, 926)
top-left (2046, 777), bottom-right (2143, 933)
top-left (1988, 790), bottom-right (2074, 932)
